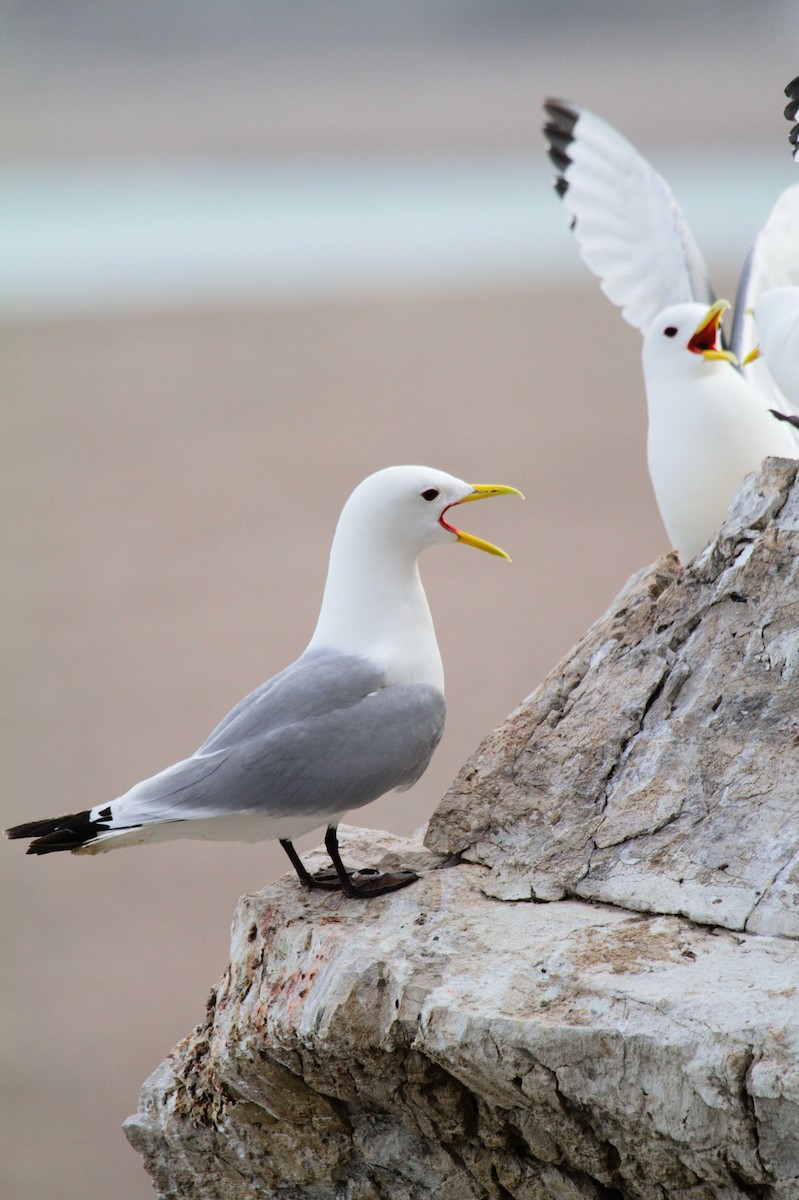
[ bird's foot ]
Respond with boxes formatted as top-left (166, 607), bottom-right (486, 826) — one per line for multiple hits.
top-left (303, 865), bottom-right (368, 890)
top-left (306, 865), bottom-right (419, 897)
top-left (342, 868), bottom-right (419, 898)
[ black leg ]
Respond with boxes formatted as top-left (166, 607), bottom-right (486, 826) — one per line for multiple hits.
top-left (280, 831), bottom-right (420, 899)
top-left (324, 825), bottom-right (361, 897)
top-left (279, 838), bottom-right (312, 884)
top-left (323, 824), bottom-right (420, 899)
top-left (279, 837), bottom-right (341, 890)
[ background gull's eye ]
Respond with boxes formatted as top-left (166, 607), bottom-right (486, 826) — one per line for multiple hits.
top-left (421, 488), bottom-right (440, 501)
top-left (663, 326), bottom-right (678, 338)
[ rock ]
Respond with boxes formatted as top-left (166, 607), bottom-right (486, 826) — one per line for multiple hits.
top-left (126, 828), bottom-right (799, 1200)
top-left (126, 459), bottom-right (799, 1199)
top-left (428, 457), bottom-right (799, 937)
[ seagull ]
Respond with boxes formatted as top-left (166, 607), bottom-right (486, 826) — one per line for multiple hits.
top-left (543, 97), bottom-right (799, 559)
top-left (643, 300), bottom-right (797, 560)
top-left (5, 465), bottom-right (522, 899)
top-left (744, 77), bottom-right (799, 413)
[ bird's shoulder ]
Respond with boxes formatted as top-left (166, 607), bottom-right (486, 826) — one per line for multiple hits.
top-left (196, 648), bottom-right (390, 755)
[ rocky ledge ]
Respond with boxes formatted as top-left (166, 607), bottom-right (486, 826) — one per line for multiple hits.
top-left (126, 459), bottom-right (799, 1199)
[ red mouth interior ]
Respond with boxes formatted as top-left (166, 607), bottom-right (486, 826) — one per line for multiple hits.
top-left (687, 317), bottom-right (719, 355)
top-left (439, 502), bottom-right (461, 536)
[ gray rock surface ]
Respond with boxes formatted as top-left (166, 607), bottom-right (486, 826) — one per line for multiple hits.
top-left (126, 829), bottom-right (799, 1200)
top-left (429, 457), bottom-right (799, 936)
top-left (126, 460), bottom-right (799, 1198)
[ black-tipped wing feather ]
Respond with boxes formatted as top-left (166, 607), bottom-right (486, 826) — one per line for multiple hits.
top-left (6, 648), bottom-right (446, 852)
top-left (786, 75), bottom-right (799, 159)
top-left (542, 98), bottom-right (714, 332)
top-left (6, 809), bottom-right (114, 855)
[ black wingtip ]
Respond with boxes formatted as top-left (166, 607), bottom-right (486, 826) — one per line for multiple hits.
top-left (542, 100), bottom-right (580, 201)
top-left (784, 77), bottom-right (799, 153)
top-left (5, 809), bottom-right (109, 854)
top-left (26, 837), bottom-right (85, 856)
top-left (769, 409), bottom-right (799, 431)
top-left (543, 98), bottom-right (578, 124)
top-left (542, 99), bottom-right (579, 145)
top-left (544, 135), bottom-right (572, 174)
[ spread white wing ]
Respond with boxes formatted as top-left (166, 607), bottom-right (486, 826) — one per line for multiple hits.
top-left (543, 99), bottom-right (715, 332)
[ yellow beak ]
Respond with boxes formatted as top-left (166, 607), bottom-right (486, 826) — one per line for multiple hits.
top-left (687, 300), bottom-right (738, 365)
top-left (742, 344), bottom-right (761, 366)
top-left (443, 484), bottom-right (524, 561)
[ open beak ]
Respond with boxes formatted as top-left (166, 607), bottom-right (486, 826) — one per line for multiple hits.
top-left (687, 300), bottom-right (738, 364)
top-left (440, 484), bottom-right (524, 561)
top-left (742, 344), bottom-right (761, 366)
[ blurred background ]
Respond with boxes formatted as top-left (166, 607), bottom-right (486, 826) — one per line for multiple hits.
top-left (3, 3), bottom-right (798, 1197)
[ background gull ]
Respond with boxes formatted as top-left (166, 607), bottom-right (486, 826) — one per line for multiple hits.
top-left (747, 75), bottom-right (799, 412)
top-left (543, 97), bottom-right (799, 560)
top-left (6, 465), bottom-right (521, 899)
top-left (639, 298), bottom-right (797, 560)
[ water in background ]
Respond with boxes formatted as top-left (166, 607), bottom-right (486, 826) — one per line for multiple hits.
top-left (3, 152), bottom-right (796, 317)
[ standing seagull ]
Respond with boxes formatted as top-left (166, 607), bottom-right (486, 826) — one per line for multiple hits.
top-left (642, 299), bottom-right (797, 560)
top-left (6, 465), bottom-right (522, 899)
top-left (543, 98), bottom-right (799, 560)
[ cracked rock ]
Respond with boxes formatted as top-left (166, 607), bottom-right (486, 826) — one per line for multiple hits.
top-left (126, 829), bottom-right (799, 1199)
top-left (428, 458), bottom-right (799, 937)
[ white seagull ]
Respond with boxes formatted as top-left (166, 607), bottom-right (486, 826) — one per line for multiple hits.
top-left (6, 465), bottom-right (522, 899)
top-left (543, 98), bottom-right (799, 561)
top-left (643, 300), bottom-right (797, 560)
top-left (745, 76), bottom-right (799, 412)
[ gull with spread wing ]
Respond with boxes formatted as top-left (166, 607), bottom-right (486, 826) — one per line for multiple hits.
top-left (543, 98), bottom-right (799, 561)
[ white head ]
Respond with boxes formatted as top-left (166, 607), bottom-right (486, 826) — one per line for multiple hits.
top-left (308, 465), bottom-right (522, 685)
top-left (330, 465), bottom-right (522, 564)
top-left (642, 300), bottom-right (737, 380)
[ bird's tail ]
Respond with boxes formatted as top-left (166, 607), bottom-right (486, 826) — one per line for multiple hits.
top-left (5, 809), bottom-right (110, 855)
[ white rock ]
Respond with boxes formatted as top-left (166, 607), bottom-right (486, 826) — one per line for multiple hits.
top-left (126, 830), bottom-right (799, 1198)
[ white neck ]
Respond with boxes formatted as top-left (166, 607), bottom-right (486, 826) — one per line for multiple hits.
top-left (307, 522), bottom-right (444, 692)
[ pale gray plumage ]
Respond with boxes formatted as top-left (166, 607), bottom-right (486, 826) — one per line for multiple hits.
top-left (121, 648), bottom-right (445, 833)
top-left (6, 464), bottom-right (520, 897)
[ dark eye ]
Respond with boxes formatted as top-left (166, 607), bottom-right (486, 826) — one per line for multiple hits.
top-left (421, 488), bottom-right (439, 501)
top-left (663, 326), bottom-right (678, 338)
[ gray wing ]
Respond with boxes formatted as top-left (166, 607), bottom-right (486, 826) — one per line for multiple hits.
top-left (103, 651), bottom-right (446, 827)
top-left (228, 682), bottom-right (447, 819)
top-left (197, 648), bottom-right (385, 754)
top-left (543, 99), bottom-right (714, 332)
